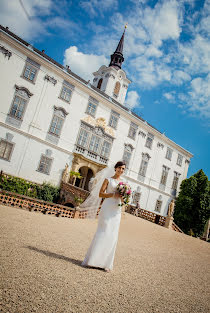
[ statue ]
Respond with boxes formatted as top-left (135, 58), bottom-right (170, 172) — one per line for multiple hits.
top-left (62, 163), bottom-right (69, 183)
top-left (167, 199), bottom-right (175, 217)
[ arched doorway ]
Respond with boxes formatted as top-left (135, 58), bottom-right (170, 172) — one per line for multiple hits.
top-left (75, 166), bottom-right (94, 191)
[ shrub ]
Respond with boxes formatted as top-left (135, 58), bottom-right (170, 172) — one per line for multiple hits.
top-left (0, 174), bottom-right (60, 203)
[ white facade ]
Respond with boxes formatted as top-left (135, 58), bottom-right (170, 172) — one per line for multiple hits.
top-left (0, 26), bottom-right (193, 216)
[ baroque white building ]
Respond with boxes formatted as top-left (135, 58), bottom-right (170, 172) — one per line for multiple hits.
top-left (0, 25), bottom-right (193, 216)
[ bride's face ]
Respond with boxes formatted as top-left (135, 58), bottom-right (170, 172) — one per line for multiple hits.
top-left (115, 165), bottom-right (126, 176)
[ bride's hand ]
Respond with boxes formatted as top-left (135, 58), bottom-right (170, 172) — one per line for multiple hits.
top-left (113, 192), bottom-right (122, 199)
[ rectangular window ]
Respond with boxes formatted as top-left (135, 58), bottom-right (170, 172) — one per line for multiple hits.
top-left (86, 96), bottom-right (98, 117)
top-left (23, 64), bottom-right (37, 82)
top-left (128, 122), bottom-right (138, 140)
top-left (139, 160), bottom-right (148, 177)
top-left (77, 128), bottom-right (89, 147)
top-left (22, 58), bottom-right (40, 83)
top-left (160, 166), bottom-right (169, 186)
top-left (49, 115), bottom-right (64, 137)
top-left (132, 192), bottom-right (141, 205)
top-left (166, 147), bottom-right (173, 160)
top-left (60, 85), bottom-right (72, 102)
top-left (86, 102), bottom-right (97, 116)
top-left (172, 172), bottom-right (180, 190)
top-left (145, 133), bottom-right (154, 149)
top-left (89, 135), bottom-right (101, 153)
top-left (177, 154), bottom-right (183, 166)
top-left (0, 140), bottom-right (14, 161)
top-left (101, 140), bottom-right (111, 158)
top-left (109, 110), bottom-right (120, 129)
top-left (9, 95), bottom-right (27, 120)
top-left (37, 155), bottom-right (52, 175)
top-left (155, 200), bottom-right (162, 213)
top-left (123, 150), bottom-right (132, 168)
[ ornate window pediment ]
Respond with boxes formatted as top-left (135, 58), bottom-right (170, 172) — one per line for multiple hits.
top-left (54, 106), bottom-right (68, 117)
top-left (142, 152), bottom-right (151, 161)
top-left (15, 85), bottom-right (33, 98)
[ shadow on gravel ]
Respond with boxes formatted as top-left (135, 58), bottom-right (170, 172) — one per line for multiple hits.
top-left (25, 245), bottom-right (82, 267)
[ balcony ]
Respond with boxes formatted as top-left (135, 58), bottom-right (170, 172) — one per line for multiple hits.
top-left (75, 144), bottom-right (108, 165)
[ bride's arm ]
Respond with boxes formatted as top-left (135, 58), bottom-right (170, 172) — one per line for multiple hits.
top-left (99, 179), bottom-right (116, 198)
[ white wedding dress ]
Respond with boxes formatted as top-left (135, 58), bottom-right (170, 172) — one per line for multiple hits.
top-left (82, 177), bottom-right (122, 270)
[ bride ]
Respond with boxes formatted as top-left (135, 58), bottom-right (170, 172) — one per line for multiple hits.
top-left (81, 161), bottom-right (126, 272)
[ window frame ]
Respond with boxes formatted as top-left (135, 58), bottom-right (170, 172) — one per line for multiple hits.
top-left (128, 122), bottom-right (138, 140)
top-left (122, 144), bottom-right (133, 169)
top-left (109, 110), bottom-right (120, 129)
top-left (21, 58), bottom-right (40, 84)
top-left (59, 80), bottom-right (74, 103)
top-left (113, 81), bottom-right (121, 98)
top-left (132, 191), bottom-right (141, 205)
top-left (77, 127), bottom-right (90, 148)
top-left (139, 159), bottom-right (148, 177)
top-left (0, 139), bottom-right (15, 161)
top-left (8, 85), bottom-right (32, 122)
top-left (145, 133), bottom-right (154, 149)
top-left (160, 165), bottom-right (170, 186)
top-left (9, 94), bottom-right (28, 120)
top-left (177, 154), bottom-right (183, 166)
top-left (89, 134), bottom-right (102, 154)
top-left (49, 114), bottom-right (64, 137)
top-left (37, 154), bottom-right (53, 175)
top-left (172, 171), bottom-right (180, 190)
top-left (155, 200), bottom-right (162, 213)
top-left (166, 147), bottom-right (173, 161)
top-left (100, 140), bottom-right (112, 158)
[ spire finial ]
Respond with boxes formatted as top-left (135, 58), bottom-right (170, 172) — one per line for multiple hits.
top-left (109, 26), bottom-right (126, 69)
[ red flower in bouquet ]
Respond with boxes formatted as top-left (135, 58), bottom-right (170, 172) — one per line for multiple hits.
top-left (116, 181), bottom-right (132, 207)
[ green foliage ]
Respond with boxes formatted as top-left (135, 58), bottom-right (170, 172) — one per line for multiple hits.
top-left (74, 196), bottom-right (84, 205)
top-left (70, 171), bottom-right (82, 179)
top-left (174, 169), bottom-right (210, 237)
top-left (0, 174), bottom-right (60, 203)
top-left (36, 183), bottom-right (60, 203)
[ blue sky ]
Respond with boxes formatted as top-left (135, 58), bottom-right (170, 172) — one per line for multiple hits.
top-left (0, 0), bottom-right (209, 178)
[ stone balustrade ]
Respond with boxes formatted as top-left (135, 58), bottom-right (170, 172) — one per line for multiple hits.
top-left (0, 189), bottom-right (75, 218)
top-left (0, 188), bottom-right (183, 233)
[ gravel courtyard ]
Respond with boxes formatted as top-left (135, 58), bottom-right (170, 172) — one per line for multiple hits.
top-left (0, 205), bottom-right (209, 313)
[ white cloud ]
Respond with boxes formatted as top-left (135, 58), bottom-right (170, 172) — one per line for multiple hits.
top-left (0, 0), bottom-right (77, 41)
top-left (142, 0), bottom-right (182, 47)
top-left (80, 0), bottom-right (118, 17)
top-left (63, 46), bottom-right (108, 81)
top-left (0, 0), bottom-right (52, 40)
top-left (163, 92), bottom-right (175, 101)
top-left (179, 74), bottom-right (210, 119)
top-left (172, 70), bottom-right (191, 85)
top-left (125, 91), bottom-right (141, 109)
top-left (179, 35), bottom-right (210, 74)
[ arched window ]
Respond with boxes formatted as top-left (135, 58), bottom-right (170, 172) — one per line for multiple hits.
top-left (113, 81), bottom-right (120, 97)
top-left (97, 78), bottom-right (103, 89)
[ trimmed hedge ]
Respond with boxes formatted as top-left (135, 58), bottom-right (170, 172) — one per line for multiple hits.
top-left (0, 174), bottom-right (60, 203)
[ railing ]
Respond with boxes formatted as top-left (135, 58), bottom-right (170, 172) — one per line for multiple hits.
top-left (172, 221), bottom-right (184, 233)
top-left (128, 205), bottom-right (166, 226)
top-left (74, 145), bottom-right (108, 164)
top-left (128, 205), bottom-right (183, 233)
top-left (0, 189), bottom-right (76, 218)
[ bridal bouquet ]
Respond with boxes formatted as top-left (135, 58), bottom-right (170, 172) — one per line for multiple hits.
top-left (116, 182), bottom-right (132, 207)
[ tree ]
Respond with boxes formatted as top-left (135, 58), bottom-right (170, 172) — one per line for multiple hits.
top-left (174, 169), bottom-right (210, 237)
